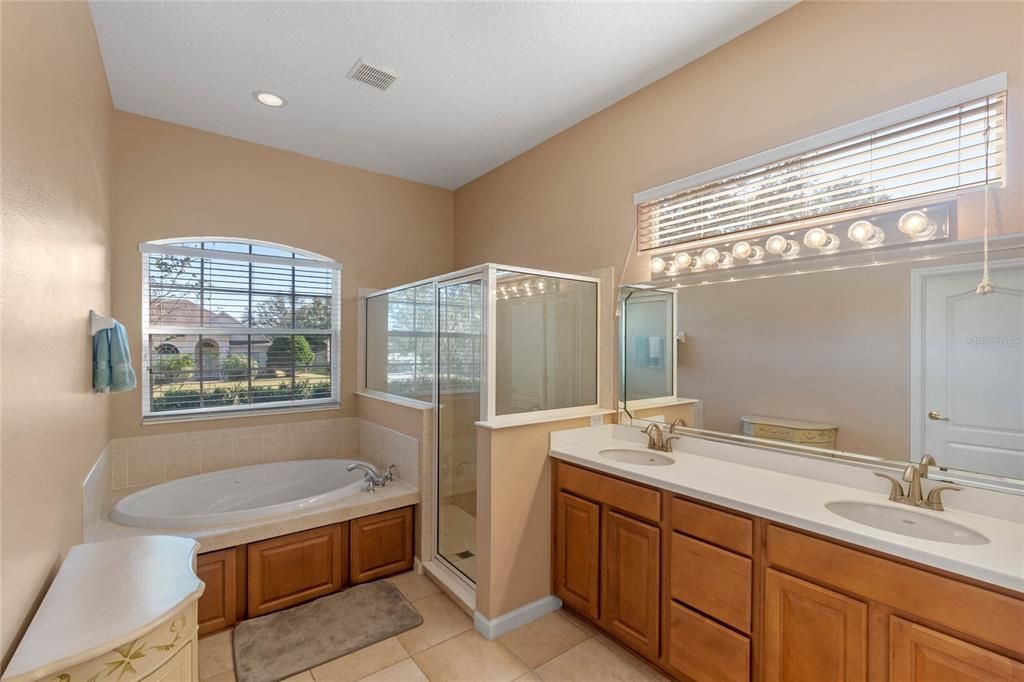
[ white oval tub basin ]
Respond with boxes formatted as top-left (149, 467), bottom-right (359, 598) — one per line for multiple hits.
top-left (112, 459), bottom-right (371, 529)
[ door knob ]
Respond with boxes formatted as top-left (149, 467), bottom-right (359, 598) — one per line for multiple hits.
top-left (927, 410), bottom-right (950, 421)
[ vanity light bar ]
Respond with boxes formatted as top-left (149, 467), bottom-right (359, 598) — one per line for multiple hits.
top-left (649, 203), bottom-right (953, 277)
top-left (496, 277), bottom-right (561, 301)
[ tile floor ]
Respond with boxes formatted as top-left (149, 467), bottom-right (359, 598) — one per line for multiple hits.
top-left (199, 571), bottom-right (668, 682)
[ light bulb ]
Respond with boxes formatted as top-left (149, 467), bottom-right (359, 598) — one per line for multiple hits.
top-left (848, 220), bottom-right (884, 247)
top-left (804, 228), bottom-right (840, 254)
top-left (536, 279), bottom-right (547, 291)
top-left (674, 252), bottom-right (692, 269)
top-left (650, 257), bottom-right (666, 274)
top-left (748, 246), bottom-right (766, 264)
top-left (690, 259), bottom-right (706, 273)
top-left (732, 241), bottom-right (753, 260)
top-left (897, 210), bottom-right (936, 240)
top-left (719, 253), bottom-right (735, 269)
top-left (765, 235), bottom-right (788, 255)
top-left (701, 248), bottom-right (721, 266)
top-left (803, 228), bottom-right (828, 249)
top-left (666, 263), bottom-right (679, 276)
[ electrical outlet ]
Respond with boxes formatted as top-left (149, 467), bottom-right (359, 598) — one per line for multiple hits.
top-left (589, 414), bottom-right (604, 426)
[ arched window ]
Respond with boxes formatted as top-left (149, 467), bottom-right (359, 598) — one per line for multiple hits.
top-left (141, 238), bottom-right (341, 419)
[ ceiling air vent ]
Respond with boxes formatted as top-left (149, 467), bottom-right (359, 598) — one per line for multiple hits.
top-left (346, 58), bottom-right (397, 91)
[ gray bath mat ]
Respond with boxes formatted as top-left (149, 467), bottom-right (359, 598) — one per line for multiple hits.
top-left (233, 581), bottom-right (423, 682)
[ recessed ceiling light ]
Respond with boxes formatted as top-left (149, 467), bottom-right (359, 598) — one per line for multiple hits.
top-left (252, 90), bottom-right (286, 108)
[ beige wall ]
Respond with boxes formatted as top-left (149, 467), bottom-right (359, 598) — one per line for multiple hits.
top-left (454, 1), bottom-right (1024, 278)
top-left (475, 416), bottom-right (592, 619)
top-left (110, 112), bottom-right (455, 438)
top-left (0, 1), bottom-right (113, 665)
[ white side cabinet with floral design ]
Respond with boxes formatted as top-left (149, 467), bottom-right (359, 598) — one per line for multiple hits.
top-left (3, 536), bottom-right (205, 682)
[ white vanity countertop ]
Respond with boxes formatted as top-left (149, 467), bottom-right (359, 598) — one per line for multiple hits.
top-left (3, 535), bottom-right (203, 682)
top-left (550, 427), bottom-right (1024, 593)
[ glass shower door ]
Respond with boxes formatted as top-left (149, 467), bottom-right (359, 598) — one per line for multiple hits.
top-left (436, 277), bottom-right (482, 582)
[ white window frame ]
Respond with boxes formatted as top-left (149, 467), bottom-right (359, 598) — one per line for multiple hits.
top-left (139, 237), bottom-right (342, 423)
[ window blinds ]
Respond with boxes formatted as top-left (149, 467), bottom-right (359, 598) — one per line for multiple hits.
top-left (140, 240), bottom-right (341, 419)
top-left (637, 91), bottom-right (1006, 254)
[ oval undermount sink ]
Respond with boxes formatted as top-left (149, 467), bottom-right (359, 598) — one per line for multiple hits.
top-left (599, 448), bottom-right (675, 466)
top-left (825, 501), bottom-right (989, 545)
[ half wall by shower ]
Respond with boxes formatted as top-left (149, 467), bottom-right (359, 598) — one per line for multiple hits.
top-left (363, 264), bottom-right (599, 585)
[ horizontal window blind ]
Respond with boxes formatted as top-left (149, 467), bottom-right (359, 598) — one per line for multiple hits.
top-left (141, 240), bottom-right (341, 419)
top-left (637, 91), bottom-right (1006, 253)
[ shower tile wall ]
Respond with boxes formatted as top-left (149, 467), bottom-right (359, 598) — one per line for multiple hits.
top-left (358, 419), bottom-right (420, 486)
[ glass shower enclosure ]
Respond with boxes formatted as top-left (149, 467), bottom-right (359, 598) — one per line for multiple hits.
top-left (364, 264), bottom-right (600, 585)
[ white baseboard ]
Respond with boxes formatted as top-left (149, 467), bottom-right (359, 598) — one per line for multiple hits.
top-left (474, 594), bottom-right (563, 640)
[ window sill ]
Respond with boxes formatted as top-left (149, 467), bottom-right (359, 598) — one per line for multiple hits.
top-left (141, 401), bottom-right (342, 425)
top-left (355, 390), bottom-right (433, 411)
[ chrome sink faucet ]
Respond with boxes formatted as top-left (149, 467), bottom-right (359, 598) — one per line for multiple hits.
top-left (874, 454), bottom-right (962, 511)
top-left (348, 462), bottom-right (395, 493)
top-left (668, 418), bottom-right (687, 434)
top-left (642, 423), bottom-right (680, 453)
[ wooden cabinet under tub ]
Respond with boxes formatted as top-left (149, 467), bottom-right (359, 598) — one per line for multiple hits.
top-left (196, 505), bottom-right (414, 634)
top-left (551, 459), bottom-right (1024, 682)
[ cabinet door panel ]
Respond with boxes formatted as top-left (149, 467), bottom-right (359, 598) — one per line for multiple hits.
top-left (891, 617), bottom-right (1024, 682)
top-left (554, 491), bottom-right (600, 620)
top-left (350, 507), bottom-right (414, 584)
top-left (764, 569), bottom-right (867, 682)
top-left (247, 523), bottom-right (345, 617)
top-left (196, 549), bottom-right (237, 636)
top-left (601, 510), bottom-right (660, 657)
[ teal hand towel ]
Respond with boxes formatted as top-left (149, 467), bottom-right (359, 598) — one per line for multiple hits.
top-left (93, 321), bottom-right (137, 393)
top-left (93, 328), bottom-right (112, 392)
top-left (109, 321), bottom-right (137, 392)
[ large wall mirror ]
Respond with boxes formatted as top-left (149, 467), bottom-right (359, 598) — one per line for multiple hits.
top-left (621, 241), bottom-right (1024, 489)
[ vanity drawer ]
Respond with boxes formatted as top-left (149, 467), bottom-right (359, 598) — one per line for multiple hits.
top-left (668, 600), bottom-right (750, 682)
top-left (671, 532), bottom-right (752, 633)
top-left (557, 462), bottom-right (660, 523)
top-left (671, 496), bottom-right (753, 556)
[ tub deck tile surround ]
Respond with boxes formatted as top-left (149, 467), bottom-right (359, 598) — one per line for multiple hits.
top-left (197, 574), bottom-right (668, 682)
top-left (109, 417), bottom-right (366, 490)
top-left (95, 480), bottom-right (420, 553)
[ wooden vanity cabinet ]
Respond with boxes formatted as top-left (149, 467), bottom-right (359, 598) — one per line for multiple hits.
top-left (766, 524), bottom-right (1024, 682)
top-left (553, 462), bottom-right (661, 658)
top-left (552, 459), bottom-right (1024, 682)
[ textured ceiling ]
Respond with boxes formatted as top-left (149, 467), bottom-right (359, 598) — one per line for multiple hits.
top-left (90, 2), bottom-right (794, 189)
